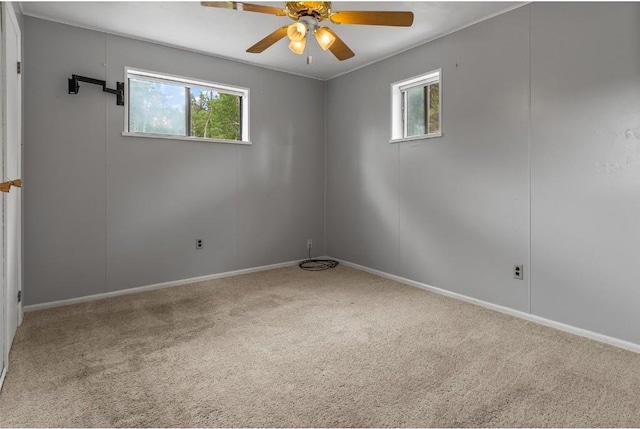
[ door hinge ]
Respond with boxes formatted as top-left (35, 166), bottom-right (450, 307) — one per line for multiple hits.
top-left (17, 290), bottom-right (21, 303)
top-left (17, 62), bottom-right (21, 75)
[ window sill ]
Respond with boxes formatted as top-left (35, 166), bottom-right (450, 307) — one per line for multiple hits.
top-left (389, 133), bottom-right (442, 144)
top-left (122, 132), bottom-right (252, 145)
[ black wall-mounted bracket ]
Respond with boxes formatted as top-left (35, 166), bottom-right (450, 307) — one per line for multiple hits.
top-left (68, 74), bottom-right (125, 106)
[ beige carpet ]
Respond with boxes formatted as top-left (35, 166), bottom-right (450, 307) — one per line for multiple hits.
top-left (1, 265), bottom-right (640, 427)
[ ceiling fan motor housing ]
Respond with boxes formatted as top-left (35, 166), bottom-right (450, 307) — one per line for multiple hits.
top-left (285, 2), bottom-right (332, 21)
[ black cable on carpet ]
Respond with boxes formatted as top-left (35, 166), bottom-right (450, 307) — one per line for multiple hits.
top-left (299, 248), bottom-right (339, 271)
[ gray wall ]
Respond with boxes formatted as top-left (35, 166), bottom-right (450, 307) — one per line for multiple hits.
top-left (326, 3), bottom-right (640, 345)
top-left (327, 6), bottom-right (531, 312)
top-left (530, 3), bottom-right (640, 344)
top-left (24, 17), bottom-right (325, 305)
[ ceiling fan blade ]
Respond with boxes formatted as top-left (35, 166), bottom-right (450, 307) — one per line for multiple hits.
top-left (201, 2), bottom-right (287, 16)
top-left (247, 26), bottom-right (289, 53)
top-left (323, 28), bottom-right (355, 61)
top-left (329, 11), bottom-right (414, 27)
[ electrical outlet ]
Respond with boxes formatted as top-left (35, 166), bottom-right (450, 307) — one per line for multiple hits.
top-left (307, 239), bottom-right (313, 250)
top-left (513, 264), bottom-right (523, 280)
top-left (196, 239), bottom-right (203, 249)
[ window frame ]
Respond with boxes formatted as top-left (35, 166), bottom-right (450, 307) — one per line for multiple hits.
top-left (390, 69), bottom-right (442, 144)
top-left (122, 67), bottom-right (251, 145)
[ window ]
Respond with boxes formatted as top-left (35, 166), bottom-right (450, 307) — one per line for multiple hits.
top-left (390, 69), bottom-right (441, 143)
top-left (124, 68), bottom-right (250, 144)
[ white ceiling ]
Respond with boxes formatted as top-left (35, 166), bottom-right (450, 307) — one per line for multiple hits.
top-left (21, 1), bottom-right (524, 80)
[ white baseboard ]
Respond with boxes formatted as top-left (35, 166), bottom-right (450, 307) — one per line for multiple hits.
top-left (334, 258), bottom-right (640, 354)
top-left (24, 259), bottom-right (302, 312)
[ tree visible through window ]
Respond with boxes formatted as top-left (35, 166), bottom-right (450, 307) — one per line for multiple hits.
top-left (190, 88), bottom-right (240, 141)
top-left (126, 69), bottom-right (249, 143)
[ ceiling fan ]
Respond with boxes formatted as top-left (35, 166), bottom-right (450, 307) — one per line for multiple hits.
top-left (201, 1), bottom-right (414, 61)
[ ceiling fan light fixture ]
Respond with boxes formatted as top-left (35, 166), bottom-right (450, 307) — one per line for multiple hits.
top-left (314, 27), bottom-right (336, 51)
top-left (288, 38), bottom-right (306, 55)
top-left (201, 1), bottom-right (415, 62)
top-left (287, 22), bottom-right (306, 42)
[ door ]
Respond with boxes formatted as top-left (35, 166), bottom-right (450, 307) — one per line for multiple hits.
top-left (0, 4), bottom-right (4, 382)
top-left (2, 2), bottom-right (22, 377)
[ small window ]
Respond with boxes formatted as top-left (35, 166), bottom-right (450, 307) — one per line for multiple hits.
top-left (125, 68), bottom-right (249, 144)
top-left (391, 69), bottom-right (441, 143)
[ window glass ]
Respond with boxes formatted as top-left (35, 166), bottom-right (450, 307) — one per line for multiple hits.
top-left (406, 86), bottom-right (426, 137)
top-left (190, 88), bottom-right (241, 140)
top-left (128, 78), bottom-right (186, 136)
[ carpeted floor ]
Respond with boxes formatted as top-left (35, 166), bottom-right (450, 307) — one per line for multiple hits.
top-left (1, 265), bottom-right (640, 427)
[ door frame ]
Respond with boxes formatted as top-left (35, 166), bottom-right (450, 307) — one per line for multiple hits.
top-left (0, 1), bottom-right (4, 391)
top-left (0, 1), bottom-right (22, 390)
